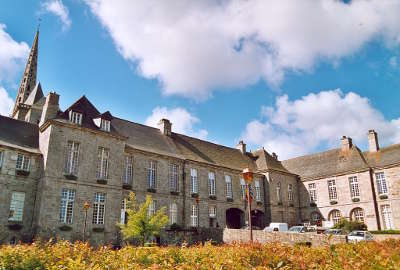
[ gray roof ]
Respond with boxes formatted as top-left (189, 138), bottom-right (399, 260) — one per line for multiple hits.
top-left (0, 115), bottom-right (39, 149)
top-left (252, 149), bottom-right (290, 173)
top-left (24, 82), bottom-right (44, 106)
top-left (364, 144), bottom-right (400, 168)
top-left (282, 146), bottom-right (370, 180)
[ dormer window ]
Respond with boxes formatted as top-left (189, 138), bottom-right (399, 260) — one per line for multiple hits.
top-left (100, 119), bottom-right (110, 132)
top-left (70, 111), bottom-right (82, 125)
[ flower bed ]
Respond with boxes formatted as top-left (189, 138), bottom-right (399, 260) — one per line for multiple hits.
top-left (1, 239), bottom-right (400, 269)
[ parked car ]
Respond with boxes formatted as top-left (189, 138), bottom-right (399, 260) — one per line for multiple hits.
top-left (288, 226), bottom-right (316, 233)
top-left (347, 231), bottom-right (374, 242)
top-left (323, 229), bottom-right (344, 235)
top-left (241, 225), bottom-right (262, 230)
top-left (263, 223), bottom-right (289, 232)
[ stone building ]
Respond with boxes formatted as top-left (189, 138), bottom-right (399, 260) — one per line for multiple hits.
top-left (0, 31), bottom-right (399, 244)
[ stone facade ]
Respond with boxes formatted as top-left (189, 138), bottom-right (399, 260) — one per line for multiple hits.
top-left (1, 30), bottom-right (400, 245)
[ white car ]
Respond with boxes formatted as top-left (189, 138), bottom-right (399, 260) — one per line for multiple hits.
top-left (263, 223), bottom-right (288, 232)
top-left (347, 231), bottom-right (374, 242)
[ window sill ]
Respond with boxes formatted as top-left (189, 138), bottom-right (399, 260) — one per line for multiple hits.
top-left (209, 195), bottom-right (217, 200)
top-left (15, 169), bottom-right (30, 176)
top-left (330, 200), bottom-right (338, 205)
top-left (289, 203), bottom-right (294, 207)
top-left (226, 198), bottom-right (233, 202)
top-left (7, 221), bottom-right (23, 231)
top-left (352, 198), bottom-right (360, 202)
top-left (122, 183), bottom-right (132, 190)
top-left (147, 188), bottom-right (156, 193)
top-left (379, 194), bottom-right (388, 200)
top-left (170, 191), bottom-right (179, 196)
top-left (310, 202), bottom-right (317, 207)
top-left (59, 225), bottom-right (73, 231)
top-left (64, 174), bottom-right (77, 181)
top-left (191, 193), bottom-right (199, 198)
top-left (92, 227), bottom-right (104, 233)
top-left (97, 179), bottom-right (108, 185)
top-left (277, 202), bottom-right (283, 206)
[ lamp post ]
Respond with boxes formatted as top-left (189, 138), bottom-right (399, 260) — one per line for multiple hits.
top-left (83, 201), bottom-right (90, 242)
top-left (242, 168), bottom-right (254, 243)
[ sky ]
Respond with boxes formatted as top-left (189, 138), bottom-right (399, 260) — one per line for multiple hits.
top-left (1, 0), bottom-right (400, 160)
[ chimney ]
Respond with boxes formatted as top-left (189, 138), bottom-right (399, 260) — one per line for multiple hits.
top-left (40, 92), bottom-right (59, 126)
top-left (158, 118), bottom-right (172, 136)
top-left (272, 152), bottom-right (278, 160)
top-left (341, 136), bottom-right (353, 152)
top-left (368, 129), bottom-right (379, 152)
top-left (236, 140), bottom-right (246, 154)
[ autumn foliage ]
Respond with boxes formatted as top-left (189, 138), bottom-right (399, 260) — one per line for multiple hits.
top-left (1, 239), bottom-right (400, 269)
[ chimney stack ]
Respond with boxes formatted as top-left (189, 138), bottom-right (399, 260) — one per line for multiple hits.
top-left (368, 129), bottom-right (379, 152)
top-left (236, 140), bottom-right (246, 154)
top-left (272, 152), bottom-right (278, 160)
top-left (158, 118), bottom-right (172, 136)
top-left (39, 92), bottom-right (59, 126)
top-left (341, 136), bottom-right (353, 152)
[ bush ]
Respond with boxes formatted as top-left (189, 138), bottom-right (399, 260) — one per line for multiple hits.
top-left (370, 230), bottom-right (400, 235)
top-left (333, 218), bottom-right (367, 232)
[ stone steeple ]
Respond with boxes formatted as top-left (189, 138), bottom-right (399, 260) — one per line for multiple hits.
top-left (12, 30), bottom-right (39, 118)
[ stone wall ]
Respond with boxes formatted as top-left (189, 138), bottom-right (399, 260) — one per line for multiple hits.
top-left (223, 229), bottom-right (347, 247)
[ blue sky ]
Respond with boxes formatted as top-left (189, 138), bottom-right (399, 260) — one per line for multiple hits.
top-left (1, 0), bottom-right (400, 159)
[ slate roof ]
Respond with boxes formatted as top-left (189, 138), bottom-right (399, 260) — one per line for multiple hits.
top-left (281, 146), bottom-right (370, 180)
top-left (0, 115), bottom-right (39, 149)
top-left (252, 149), bottom-right (290, 173)
top-left (364, 144), bottom-right (400, 168)
top-left (24, 82), bottom-right (44, 106)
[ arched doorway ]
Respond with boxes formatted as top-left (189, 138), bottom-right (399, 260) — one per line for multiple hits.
top-left (226, 208), bottom-right (244, 229)
top-left (251, 210), bottom-right (265, 228)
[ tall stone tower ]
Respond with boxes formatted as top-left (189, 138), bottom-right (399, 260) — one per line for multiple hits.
top-left (12, 30), bottom-right (39, 120)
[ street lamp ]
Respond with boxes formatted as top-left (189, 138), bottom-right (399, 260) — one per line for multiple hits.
top-left (242, 168), bottom-right (254, 242)
top-left (83, 201), bottom-right (90, 242)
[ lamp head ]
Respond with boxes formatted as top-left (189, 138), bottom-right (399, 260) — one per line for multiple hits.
top-left (242, 168), bottom-right (253, 183)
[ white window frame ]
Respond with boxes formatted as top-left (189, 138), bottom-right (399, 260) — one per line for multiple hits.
top-left (170, 203), bottom-right (178, 225)
top-left (16, 153), bottom-right (30, 172)
top-left (381, 205), bottom-right (394, 230)
top-left (191, 168), bottom-right (198, 194)
top-left (59, 188), bottom-right (75, 224)
top-left (208, 172), bottom-right (216, 196)
top-left (288, 183), bottom-right (293, 202)
top-left (376, 172), bottom-right (388, 195)
top-left (255, 180), bottom-right (261, 202)
top-left (8, 192), bottom-right (25, 222)
top-left (92, 193), bottom-right (106, 225)
top-left (64, 141), bottom-right (80, 175)
top-left (169, 163), bottom-right (179, 192)
top-left (209, 205), bottom-right (216, 218)
top-left (225, 175), bottom-right (232, 199)
top-left (148, 160), bottom-right (157, 189)
top-left (311, 212), bottom-right (321, 225)
top-left (328, 180), bottom-right (337, 200)
top-left (70, 111), bottom-right (82, 125)
top-left (349, 176), bottom-right (360, 198)
top-left (96, 147), bottom-right (109, 180)
top-left (148, 201), bottom-right (156, 217)
top-left (240, 178), bottom-right (246, 200)
top-left (308, 183), bottom-right (317, 203)
top-left (121, 198), bottom-right (127, 225)
top-left (123, 155), bottom-right (133, 184)
top-left (351, 208), bottom-right (364, 223)
top-left (100, 119), bottom-right (111, 132)
top-left (276, 182), bottom-right (282, 203)
top-left (330, 210), bottom-right (341, 225)
top-left (191, 204), bottom-right (199, 227)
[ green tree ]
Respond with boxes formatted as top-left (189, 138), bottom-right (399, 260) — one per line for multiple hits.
top-left (333, 218), bottom-right (367, 232)
top-left (118, 192), bottom-right (169, 246)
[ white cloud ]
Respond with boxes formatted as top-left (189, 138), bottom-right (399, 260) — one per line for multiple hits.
top-left (0, 24), bottom-right (29, 82)
top-left (0, 87), bottom-right (14, 116)
top-left (145, 106), bottom-right (208, 140)
top-left (242, 90), bottom-right (400, 160)
top-left (389, 56), bottom-right (398, 68)
top-left (42, 0), bottom-right (71, 31)
top-left (85, 0), bottom-right (400, 99)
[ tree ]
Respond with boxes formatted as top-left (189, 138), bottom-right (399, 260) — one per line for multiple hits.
top-left (118, 192), bottom-right (169, 246)
top-left (333, 218), bottom-right (367, 232)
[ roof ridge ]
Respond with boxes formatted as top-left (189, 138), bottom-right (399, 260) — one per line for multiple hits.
top-left (282, 147), bottom-right (341, 162)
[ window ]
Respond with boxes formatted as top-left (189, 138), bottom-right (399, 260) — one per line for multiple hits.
top-left (310, 212), bottom-right (321, 226)
top-left (92, 193), bottom-right (106, 225)
top-left (288, 184), bottom-right (293, 202)
top-left (381, 205), bottom-right (393, 230)
top-left (240, 178), bottom-right (246, 200)
top-left (191, 168), bottom-right (198, 194)
top-left (64, 141), bottom-right (80, 175)
top-left (276, 182), bottom-right (282, 203)
top-left (225, 175), bottom-right (232, 198)
top-left (209, 205), bottom-right (216, 218)
top-left (16, 153), bottom-right (30, 171)
top-left (100, 119), bottom-right (110, 132)
top-left (329, 210), bottom-right (341, 225)
top-left (148, 161), bottom-right (157, 189)
top-left (191, 204), bottom-right (199, 227)
top-left (376, 172), bottom-right (388, 195)
top-left (351, 208), bottom-right (364, 223)
top-left (349, 176), bottom-right (360, 198)
top-left (148, 201), bottom-right (156, 217)
top-left (59, 189), bottom-right (75, 224)
top-left (70, 111), bottom-right (82, 125)
top-left (121, 198), bottom-right (128, 225)
top-left (169, 163), bottom-right (179, 192)
top-left (170, 203), bottom-right (178, 225)
top-left (0, 150), bottom-right (3, 169)
top-left (308, 183), bottom-right (317, 202)
top-left (208, 172), bottom-right (216, 196)
top-left (96, 147), bottom-right (109, 179)
top-left (123, 155), bottom-right (133, 184)
top-left (327, 180), bottom-right (337, 200)
top-left (8, 192), bottom-right (25, 221)
top-left (255, 180), bottom-right (261, 202)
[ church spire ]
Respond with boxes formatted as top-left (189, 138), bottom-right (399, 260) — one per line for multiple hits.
top-left (12, 30), bottom-right (39, 117)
